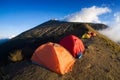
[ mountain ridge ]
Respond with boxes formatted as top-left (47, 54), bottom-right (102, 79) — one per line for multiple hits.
top-left (0, 20), bottom-right (108, 64)
top-left (13, 20), bottom-right (108, 39)
top-left (0, 20), bottom-right (120, 80)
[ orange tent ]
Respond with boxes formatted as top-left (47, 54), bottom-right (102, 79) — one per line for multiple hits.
top-left (59, 35), bottom-right (85, 58)
top-left (31, 42), bottom-right (75, 74)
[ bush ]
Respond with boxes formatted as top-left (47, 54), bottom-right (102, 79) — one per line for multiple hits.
top-left (8, 50), bottom-right (23, 62)
top-left (0, 67), bottom-right (8, 80)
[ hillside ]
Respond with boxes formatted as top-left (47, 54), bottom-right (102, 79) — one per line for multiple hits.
top-left (0, 20), bottom-right (108, 64)
top-left (0, 20), bottom-right (120, 80)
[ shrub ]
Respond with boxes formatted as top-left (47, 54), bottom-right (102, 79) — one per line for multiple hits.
top-left (8, 50), bottom-right (23, 62)
top-left (0, 67), bottom-right (8, 80)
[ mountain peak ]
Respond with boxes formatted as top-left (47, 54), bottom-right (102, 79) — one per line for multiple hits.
top-left (12, 20), bottom-right (108, 40)
top-left (0, 21), bottom-right (120, 80)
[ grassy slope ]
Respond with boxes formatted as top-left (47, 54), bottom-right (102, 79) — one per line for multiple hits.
top-left (2, 24), bottom-right (120, 80)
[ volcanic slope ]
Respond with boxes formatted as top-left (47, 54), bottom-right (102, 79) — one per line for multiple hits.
top-left (0, 20), bottom-right (120, 80)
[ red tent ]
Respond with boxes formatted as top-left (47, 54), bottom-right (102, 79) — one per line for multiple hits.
top-left (59, 35), bottom-right (85, 58)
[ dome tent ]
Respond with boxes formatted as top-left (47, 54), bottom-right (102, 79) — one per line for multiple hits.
top-left (31, 42), bottom-right (75, 75)
top-left (59, 35), bottom-right (85, 58)
top-left (82, 33), bottom-right (91, 39)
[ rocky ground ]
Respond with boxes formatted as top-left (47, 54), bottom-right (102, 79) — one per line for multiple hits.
top-left (0, 20), bottom-right (120, 80)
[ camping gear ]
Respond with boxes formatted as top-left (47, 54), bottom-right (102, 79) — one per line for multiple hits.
top-left (59, 35), bottom-right (85, 58)
top-left (31, 42), bottom-right (75, 74)
top-left (77, 52), bottom-right (82, 58)
top-left (87, 31), bottom-right (96, 37)
top-left (82, 33), bottom-right (91, 39)
top-left (91, 32), bottom-right (96, 36)
top-left (87, 32), bottom-right (92, 37)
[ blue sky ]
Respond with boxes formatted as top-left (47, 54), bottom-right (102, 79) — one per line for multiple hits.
top-left (0, 0), bottom-right (120, 38)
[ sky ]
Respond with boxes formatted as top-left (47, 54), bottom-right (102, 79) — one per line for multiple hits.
top-left (0, 0), bottom-right (120, 42)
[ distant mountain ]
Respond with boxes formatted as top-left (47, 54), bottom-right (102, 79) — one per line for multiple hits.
top-left (0, 20), bottom-right (120, 80)
top-left (0, 38), bottom-right (9, 45)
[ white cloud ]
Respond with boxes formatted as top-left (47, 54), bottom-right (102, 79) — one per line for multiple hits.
top-left (0, 35), bottom-right (15, 39)
top-left (99, 24), bottom-right (120, 42)
top-left (8, 35), bottom-right (16, 39)
top-left (99, 12), bottom-right (120, 42)
top-left (62, 6), bottom-right (111, 23)
top-left (62, 6), bottom-right (120, 43)
top-left (114, 12), bottom-right (120, 23)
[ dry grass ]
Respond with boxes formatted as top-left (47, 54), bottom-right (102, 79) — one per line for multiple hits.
top-left (9, 50), bottom-right (23, 62)
top-left (1, 23), bottom-right (120, 80)
top-left (85, 24), bottom-right (120, 53)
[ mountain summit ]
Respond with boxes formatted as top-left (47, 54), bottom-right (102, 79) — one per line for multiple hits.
top-left (0, 20), bottom-right (120, 80)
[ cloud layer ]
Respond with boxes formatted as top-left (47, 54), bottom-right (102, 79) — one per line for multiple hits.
top-left (0, 35), bottom-right (15, 39)
top-left (99, 12), bottom-right (120, 42)
top-left (114, 12), bottom-right (120, 23)
top-left (62, 6), bottom-right (120, 43)
top-left (63, 6), bottom-right (111, 23)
